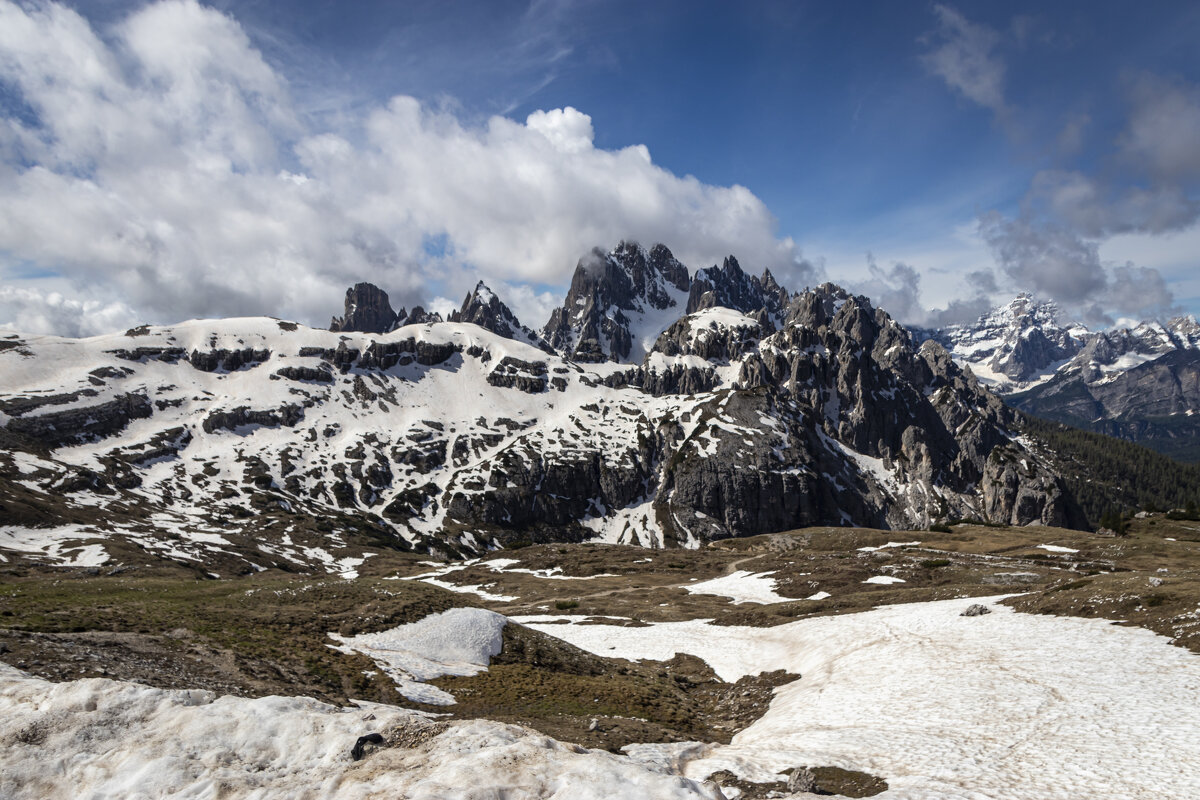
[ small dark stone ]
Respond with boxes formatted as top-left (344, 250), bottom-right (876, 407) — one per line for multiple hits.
top-left (961, 604), bottom-right (992, 617)
top-left (351, 732), bottom-right (385, 761)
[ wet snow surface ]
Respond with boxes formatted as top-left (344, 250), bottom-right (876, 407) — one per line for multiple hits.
top-left (520, 596), bottom-right (1200, 799)
top-left (329, 608), bottom-right (507, 705)
top-left (682, 570), bottom-right (790, 604)
top-left (0, 664), bottom-right (720, 800)
top-left (5, 597), bottom-right (1200, 798)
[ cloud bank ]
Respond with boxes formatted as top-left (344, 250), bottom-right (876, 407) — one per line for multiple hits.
top-left (920, 5), bottom-right (1198, 327)
top-left (0, 0), bottom-right (813, 335)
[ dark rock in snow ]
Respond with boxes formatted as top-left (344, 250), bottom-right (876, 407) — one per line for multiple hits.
top-left (330, 283), bottom-right (399, 333)
top-left (351, 733), bottom-right (384, 760)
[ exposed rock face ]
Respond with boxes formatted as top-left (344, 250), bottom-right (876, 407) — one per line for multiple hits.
top-left (1011, 349), bottom-right (1200, 462)
top-left (5, 393), bottom-right (153, 449)
top-left (401, 306), bottom-right (443, 326)
top-left (330, 283), bottom-right (399, 333)
top-left (542, 241), bottom-right (691, 362)
top-left (686, 256), bottom-right (790, 323)
top-left (449, 282), bottom-right (550, 351)
top-left (917, 294), bottom-right (1085, 387)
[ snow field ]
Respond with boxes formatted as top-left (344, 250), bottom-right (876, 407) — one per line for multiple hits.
top-left (521, 596), bottom-right (1200, 799)
top-left (0, 664), bottom-right (722, 800)
top-left (329, 608), bottom-right (507, 705)
top-left (682, 570), bottom-right (791, 604)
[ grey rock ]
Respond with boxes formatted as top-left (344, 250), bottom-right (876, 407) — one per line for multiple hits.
top-left (5, 393), bottom-right (153, 449)
top-left (788, 767), bottom-right (817, 793)
top-left (542, 241), bottom-right (690, 362)
top-left (449, 282), bottom-right (551, 351)
top-left (961, 604), bottom-right (992, 617)
top-left (330, 283), bottom-right (399, 333)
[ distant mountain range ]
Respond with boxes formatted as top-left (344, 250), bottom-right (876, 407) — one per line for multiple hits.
top-left (2, 241), bottom-right (1096, 571)
top-left (914, 295), bottom-right (1200, 462)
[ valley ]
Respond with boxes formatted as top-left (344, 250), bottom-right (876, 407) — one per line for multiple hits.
top-left (4, 516), bottom-right (1200, 797)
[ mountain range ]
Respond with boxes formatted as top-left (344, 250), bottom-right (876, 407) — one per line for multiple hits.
top-left (2, 241), bottom-right (1103, 571)
top-left (914, 295), bottom-right (1200, 462)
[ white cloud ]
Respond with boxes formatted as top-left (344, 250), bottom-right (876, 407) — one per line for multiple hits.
top-left (525, 106), bottom-right (594, 154)
top-left (0, 285), bottom-right (137, 337)
top-left (0, 0), bottom-right (808, 336)
top-left (920, 5), bottom-right (1007, 116)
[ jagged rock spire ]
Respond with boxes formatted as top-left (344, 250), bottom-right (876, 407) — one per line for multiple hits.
top-left (329, 283), bottom-right (399, 334)
top-left (449, 281), bottom-right (550, 350)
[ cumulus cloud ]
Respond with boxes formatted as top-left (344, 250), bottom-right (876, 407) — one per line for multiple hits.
top-left (0, 286), bottom-right (138, 337)
top-left (853, 255), bottom-right (995, 328)
top-left (855, 255), bottom-right (924, 325)
top-left (0, 0), bottom-right (808, 335)
top-left (1027, 170), bottom-right (1198, 238)
top-left (978, 212), bottom-right (1179, 325)
top-left (920, 4), bottom-right (1007, 116)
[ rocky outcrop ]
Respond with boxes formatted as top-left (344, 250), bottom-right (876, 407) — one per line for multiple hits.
top-left (449, 282), bottom-right (550, 351)
top-left (5, 393), bottom-right (153, 449)
top-left (486, 357), bottom-right (549, 394)
top-left (401, 306), bottom-right (443, 326)
top-left (686, 256), bottom-right (789, 322)
top-left (188, 348), bottom-right (271, 372)
top-left (201, 404), bottom-right (305, 434)
top-left (297, 337), bottom-right (462, 371)
top-left (542, 242), bottom-right (690, 362)
top-left (330, 283), bottom-right (399, 333)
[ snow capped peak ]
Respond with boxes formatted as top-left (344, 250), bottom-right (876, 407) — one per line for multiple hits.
top-left (922, 294), bottom-right (1086, 390)
top-left (449, 281), bottom-right (548, 351)
top-left (922, 292), bottom-right (1200, 396)
top-left (541, 240), bottom-right (692, 362)
top-left (471, 281), bottom-right (497, 306)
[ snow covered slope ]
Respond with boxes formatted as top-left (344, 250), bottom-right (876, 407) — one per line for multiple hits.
top-left (920, 293), bottom-right (1200, 394)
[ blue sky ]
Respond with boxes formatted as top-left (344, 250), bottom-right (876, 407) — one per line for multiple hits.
top-left (1, 0), bottom-right (1198, 334)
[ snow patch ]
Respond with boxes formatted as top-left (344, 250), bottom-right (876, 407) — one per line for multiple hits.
top-left (0, 664), bottom-right (720, 799)
top-left (329, 608), bottom-right (507, 705)
top-left (683, 570), bottom-right (790, 605)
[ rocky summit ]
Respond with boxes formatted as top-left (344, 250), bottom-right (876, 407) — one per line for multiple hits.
top-left (2, 241), bottom-right (1085, 573)
top-left (918, 295), bottom-right (1200, 461)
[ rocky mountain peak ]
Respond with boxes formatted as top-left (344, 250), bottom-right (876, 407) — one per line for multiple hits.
top-left (686, 255), bottom-right (790, 322)
top-left (329, 282), bottom-right (399, 334)
top-left (920, 293), bottom-right (1085, 387)
top-left (449, 281), bottom-right (549, 351)
top-left (541, 240), bottom-right (692, 363)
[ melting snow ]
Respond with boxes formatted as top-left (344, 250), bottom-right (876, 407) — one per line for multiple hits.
top-left (0, 664), bottom-right (720, 799)
top-left (523, 597), bottom-right (1200, 799)
top-left (857, 540), bottom-right (921, 552)
top-left (683, 570), bottom-right (790, 605)
top-left (329, 608), bottom-right (507, 705)
top-left (862, 575), bottom-right (906, 585)
top-left (0, 525), bottom-right (110, 567)
top-left (1037, 544), bottom-right (1080, 553)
